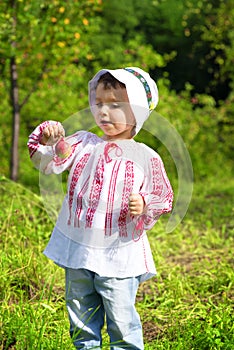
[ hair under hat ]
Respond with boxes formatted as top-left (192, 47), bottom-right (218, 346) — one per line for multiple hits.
top-left (88, 67), bottom-right (159, 135)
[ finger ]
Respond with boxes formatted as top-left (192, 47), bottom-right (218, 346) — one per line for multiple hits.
top-left (129, 202), bottom-right (139, 211)
top-left (129, 198), bottom-right (139, 207)
top-left (54, 125), bottom-right (61, 138)
top-left (49, 126), bottom-right (55, 140)
top-left (43, 126), bottom-right (57, 144)
top-left (129, 200), bottom-right (135, 205)
top-left (58, 125), bottom-right (65, 137)
top-left (130, 208), bottom-right (140, 215)
top-left (51, 126), bottom-right (61, 142)
top-left (43, 127), bottom-right (50, 138)
top-left (54, 125), bottom-right (65, 140)
top-left (129, 193), bottom-right (137, 203)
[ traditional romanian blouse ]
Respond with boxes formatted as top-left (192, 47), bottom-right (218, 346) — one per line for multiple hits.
top-left (28, 121), bottom-right (173, 282)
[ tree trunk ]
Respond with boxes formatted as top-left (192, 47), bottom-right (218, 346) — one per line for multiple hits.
top-left (10, 55), bottom-right (20, 181)
top-left (9, 0), bottom-right (20, 181)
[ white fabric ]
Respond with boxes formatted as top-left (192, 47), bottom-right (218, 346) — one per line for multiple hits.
top-left (88, 67), bottom-right (159, 135)
top-left (44, 228), bottom-right (156, 283)
top-left (28, 121), bottom-right (173, 282)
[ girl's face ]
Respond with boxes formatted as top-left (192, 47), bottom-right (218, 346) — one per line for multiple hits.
top-left (94, 82), bottom-right (136, 141)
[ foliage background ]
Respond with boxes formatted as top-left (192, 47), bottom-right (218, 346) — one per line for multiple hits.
top-left (0, 0), bottom-right (233, 186)
top-left (0, 0), bottom-right (233, 348)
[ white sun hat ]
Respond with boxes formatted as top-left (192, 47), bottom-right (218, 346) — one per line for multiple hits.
top-left (88, 67), bottom-right (159, 135)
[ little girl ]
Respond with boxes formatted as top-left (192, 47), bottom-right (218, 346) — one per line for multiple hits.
top-left (28, 67), bottom-right (173, 349)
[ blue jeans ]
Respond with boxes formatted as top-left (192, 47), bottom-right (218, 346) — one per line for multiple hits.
top-left (65, 268), bottom-right (144, 349)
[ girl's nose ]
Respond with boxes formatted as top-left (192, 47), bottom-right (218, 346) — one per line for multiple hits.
top-left (99, 104), bottom-right (109, 116)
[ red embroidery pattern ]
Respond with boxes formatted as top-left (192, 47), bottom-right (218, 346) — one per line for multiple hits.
top-left (104, 143), bottom-right (123, 163)
top-left (86, 156), bottom-right (104, 228)
top-left (132, 218), bottom-right (144, 242)
top-left (105, 161), bottom-right (121, 236)
top-left (141, 157), bottom-right (173, 227)
top-left (28, 133), bottom-right (39, 158)
top-left (39, 121), bottom-right (51, 133)
top-left (118, 161), bottom-right (134, 237)
top-left (74, 176), bottom-right (90, 227)
top-left (151, 158), bottom-right (163, 196)
top-left (67, 153), bottom-right (90, 225)
top-left (152, 157), bottom-right (173, 212)
top-left (141, 237), bottom-right (149, 272)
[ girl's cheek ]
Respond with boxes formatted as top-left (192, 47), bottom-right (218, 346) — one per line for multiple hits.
top-left (94, 114), bottom-right (99, 123)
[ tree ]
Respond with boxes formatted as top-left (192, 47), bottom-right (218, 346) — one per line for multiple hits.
top-left (0, 0), bottom-right (101, 181)
top-left (179, 0), bottom-right (234, 100)
top-left (88, 0), bottom-right (167, 71)
top-left (133, 0), bottom-right (234, 101)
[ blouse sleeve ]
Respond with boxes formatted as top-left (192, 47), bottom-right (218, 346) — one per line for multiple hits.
top-left (137, 148), bottom-right (173, 231)
top-left (27, 120), bottom-right (85, 174)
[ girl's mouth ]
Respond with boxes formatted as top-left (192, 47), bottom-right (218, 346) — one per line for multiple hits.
top-left (100, 120), bottom-right (112, 125)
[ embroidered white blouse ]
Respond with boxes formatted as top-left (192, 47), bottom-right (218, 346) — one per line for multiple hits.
top-left (28, 121), bottom-right (173, 282)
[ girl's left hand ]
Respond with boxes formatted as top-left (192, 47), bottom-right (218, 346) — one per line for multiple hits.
top-left (129, 193), bottom-right (145, 215)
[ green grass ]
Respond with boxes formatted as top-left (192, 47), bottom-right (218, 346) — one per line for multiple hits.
top-left (0, 174), bottom-right (233, 349)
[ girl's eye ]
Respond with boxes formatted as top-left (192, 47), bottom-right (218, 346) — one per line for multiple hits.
top-left (96, 102), bottom-right (103, 108)
top-left (95, 102), bottom-right (121, 109)
top-left (110, 103), bottom-right (120, 109)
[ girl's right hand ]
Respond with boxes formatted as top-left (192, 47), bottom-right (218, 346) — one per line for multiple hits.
top-left (41, 124), bottom-right (65, 145)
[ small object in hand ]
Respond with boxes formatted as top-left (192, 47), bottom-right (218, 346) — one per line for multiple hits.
top-left (55, 138), bottom-right (72, 158)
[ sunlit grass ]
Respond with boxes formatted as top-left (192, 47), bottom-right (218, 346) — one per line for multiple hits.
top-left (1, 175), bottom-right (233, 349)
